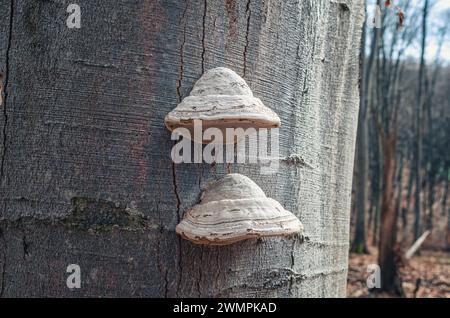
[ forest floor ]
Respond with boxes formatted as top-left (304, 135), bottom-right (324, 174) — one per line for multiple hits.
top-left (347, 248), bottom-right (450, 298)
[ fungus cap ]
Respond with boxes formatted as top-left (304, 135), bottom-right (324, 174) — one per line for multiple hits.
top-left (165, 67), bottom-right (281, 142)
top-left (176, 173), bottom-right (303, 245)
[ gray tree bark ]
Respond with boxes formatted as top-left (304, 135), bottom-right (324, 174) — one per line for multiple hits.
top-left (0, 0), bottom-right (364, 297)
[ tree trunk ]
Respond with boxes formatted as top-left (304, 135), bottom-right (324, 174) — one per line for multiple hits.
top-left (368, 195), bottom-right (374, 231)
top-left (352, 107), bottom-right (369, 254)
top-left (445, 177), bottom-right (450, 250)
top-left (447, 203), bottom-right (450, 251)
top-left (394, 152), bottom-right (404, 227)
top-left (372, 124), bottom-right (383, 247)
top-left (442, 178), bottom-right (449, 217)
top-left (378, 133), bottom-right (401, 294)
top-left (406, 159), bottom-right (415, 214)
top-left (426, 168), bottom-right (434, 231)
top-left (401, 159), bottom-right (413, 243)
top-left (414, 0), bottom-right (429, 241)
top-left (0, 0), bottom-right (364, 297)
top-left (351, 15), bottom-right (368, 254)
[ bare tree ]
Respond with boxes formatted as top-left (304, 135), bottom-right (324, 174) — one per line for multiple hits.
top-left (370, 0), bottom-right (418, 294)
top-left (413, 0), bottom-right (429, 241)
top-left (424, 22), bottom-right (448, 231)
top-left (352, 3), bottom-right (370, 254)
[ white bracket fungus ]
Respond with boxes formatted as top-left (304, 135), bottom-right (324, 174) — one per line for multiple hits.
top-left (176, 173), bottom-right (303, 245)
top-left (165, 67), bottom-right (281, 143)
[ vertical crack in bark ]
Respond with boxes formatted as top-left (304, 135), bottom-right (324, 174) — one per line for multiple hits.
top-left (176, 1), bottom-right (189, 103)
top-left (22, 233), bottom-right (29, 260)
top-left (0, 0), bottom-right (14, 185)
top-left (243, 0), bottom-right (251, 77)
top-left (174, 2), bottom-right (190, 296)
top-left (172, 162), bottom-right (183, 296)
top-left (0, 225), bottom-right (6, 297)
top-left (0, 6), bottom-right (13, 295)
top-left (288, 238), bottom-right (296, 296)
top-left (201, 0), bottom-right (207, 73)
top-left (198, 164), bottom-right (202, 189)
top-left (301, 69), bottom-right (309, 96)
top-left (197, 246), bottom-right (204, 297)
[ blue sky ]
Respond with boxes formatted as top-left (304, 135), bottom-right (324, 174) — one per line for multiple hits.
top-left (367, 0), bottom-right (450, 63)
top-left (406, 0), bottom-right (450, 63)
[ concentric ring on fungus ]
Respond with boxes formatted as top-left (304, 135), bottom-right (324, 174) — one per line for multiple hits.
top-left (164, 67), bottom-right (281, 143)
top-left (176, 173), bottom-right (303, 245)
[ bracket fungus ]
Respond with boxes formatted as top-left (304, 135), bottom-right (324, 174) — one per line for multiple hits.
top-left (165, 67), bottom-right (281, 143)
top-left (176, 173), bottom-right (303, 245)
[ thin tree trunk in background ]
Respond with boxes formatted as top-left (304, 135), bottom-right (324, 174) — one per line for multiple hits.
top-left (352, 15), bottom-right (369, 254)
top-left (378, 133), bottom-right (401, 293)
top-left (446, 191), bottom-right (450, 250)
top-left (372, 128), bottom-right (383, 247)
top-left (0, 0), bottom-right (364, 297)
top-left (401, 206), bottom-right (408, 243)
top-left (423, 23), bottom-right (447, 231)
top-left (414, 0), bottom-right (429, 241)
top-left (442, 178), bottom-right (449, 216)
top-left (395, 152), bottom-right (404, 226)
top-left (368, 196), bottom-right (375, 231)
top-left (374, 1), bottom-right (404, 288)
top-left (406, 158), bottom-right (415, 214)
top-left (402, 158), bottom-right (414, 242)
top-left (447, 205), bottom-right (450, 251)
top-left (371, 8), bottom-right (383, 247)
top-left (352, 114), bottom-right (369, 253)
top-left (426, 170), bottom-right (435, 231)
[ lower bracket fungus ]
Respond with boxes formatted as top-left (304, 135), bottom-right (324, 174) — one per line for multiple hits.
top-left (176, 173), bottom-right (303, 245)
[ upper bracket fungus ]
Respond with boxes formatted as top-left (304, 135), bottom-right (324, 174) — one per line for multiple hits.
top-left (176, 173), bottom-right (303, 245)
top-left (165, 67), bottom-right (281, 143)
